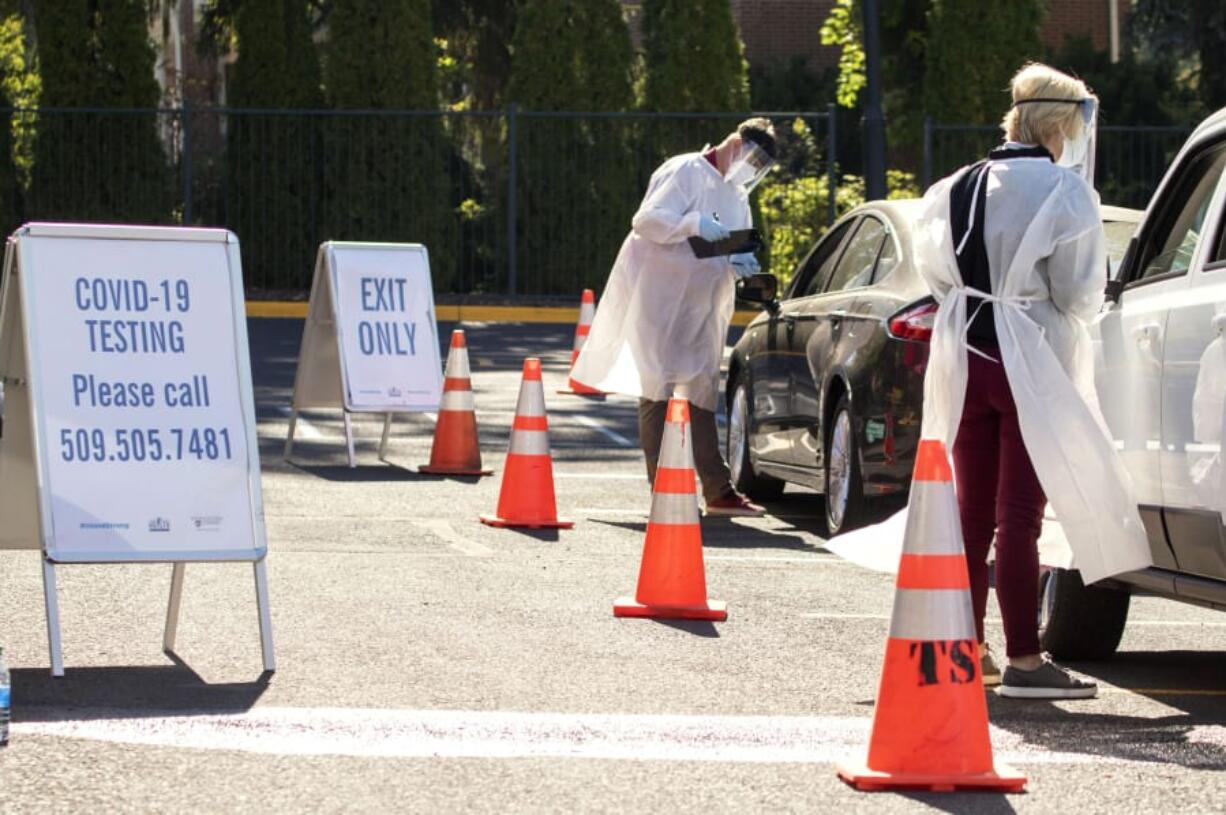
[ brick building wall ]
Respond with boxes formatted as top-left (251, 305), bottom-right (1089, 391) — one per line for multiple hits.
top-left (622, 1), bottom-right (1130, 75)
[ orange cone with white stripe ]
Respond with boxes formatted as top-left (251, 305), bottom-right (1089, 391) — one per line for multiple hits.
top-left (480, 357), bottom-right (574, 529)
top-left (558, 289), bottom-right (604, 397)
top-left (419, 330), bottom-right (492, 476)
top-left (837, 439), bottom-right (1025, 793)
top-left (614, 398), bottom-right (726, 621)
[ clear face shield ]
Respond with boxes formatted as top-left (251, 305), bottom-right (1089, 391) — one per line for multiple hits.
top-left (1015, 96), bottom-right (1098, 185)
top-left (724, 140), bottom-right (776, 193)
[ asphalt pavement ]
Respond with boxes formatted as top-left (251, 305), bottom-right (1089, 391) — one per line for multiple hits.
top-left (1, 319), bottom-right (1224, 813)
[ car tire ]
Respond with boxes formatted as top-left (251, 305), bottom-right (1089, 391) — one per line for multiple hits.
top-left (1039, 567), bottom-right (1130, 660)
top-left (727, 380), bottom-right (785, 501)
top-left (824, 392), bottom-right (866, 538)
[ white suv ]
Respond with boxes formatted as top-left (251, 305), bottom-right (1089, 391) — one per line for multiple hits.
top-left (1042, 107), bottom-right (1226, 658)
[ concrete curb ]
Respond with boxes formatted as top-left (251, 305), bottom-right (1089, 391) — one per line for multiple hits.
top-left (245, 301), bottom-right (762, 327)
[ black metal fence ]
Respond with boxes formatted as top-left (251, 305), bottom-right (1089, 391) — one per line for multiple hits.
top-left (922, 119), bottom-right (1193, 209)
top-left (0, 106), bottom-right (838, 297)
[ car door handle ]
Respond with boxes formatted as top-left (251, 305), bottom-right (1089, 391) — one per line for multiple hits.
top-left (1133, 322), bottom-right (1162, 345)
top-left (1213, 314), bottom-right (1226, 336)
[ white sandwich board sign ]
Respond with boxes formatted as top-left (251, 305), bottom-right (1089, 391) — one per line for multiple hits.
top-left (285, 241), bottom-right (443, 466)
top-left (0, 223), bottom-right (274, 676)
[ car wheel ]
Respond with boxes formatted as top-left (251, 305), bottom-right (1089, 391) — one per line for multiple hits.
top-left (727, 381), bottom-right (785, 501)
top-left (1038, 567), bottom-right (1130, 660)
top-left (824, 392), bottom-right (865, 538)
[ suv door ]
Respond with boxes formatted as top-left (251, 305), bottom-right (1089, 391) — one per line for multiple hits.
top-left (750, 219), bottom-right (853, 466)
top-left (1103, 139), bottom-right (1226, 571)
top-left (1152, 140), bottom-right (1226, 581)
top-left (789, 215), bottom-right (891, 469)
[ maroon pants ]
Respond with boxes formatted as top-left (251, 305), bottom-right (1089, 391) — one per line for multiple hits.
top-left (953, 351), bottom-right (1047, 658)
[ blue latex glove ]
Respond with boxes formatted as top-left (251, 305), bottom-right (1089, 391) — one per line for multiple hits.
top-left (697, 214), bottom-right (731, 243)
top-left (730, 252), bottom-right (760, 278)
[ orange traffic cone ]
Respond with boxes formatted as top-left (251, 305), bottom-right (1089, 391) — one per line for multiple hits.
top-left (837, 439), bottom-right (1026, 793)
top-left (419, 330), bottom-right (492, 476)
top-left (614, 398), bottom-right (726, 621)
top-left (480, 357), bottom-right (574, 529)
top-left (558, 289), bottom-right (604, 397)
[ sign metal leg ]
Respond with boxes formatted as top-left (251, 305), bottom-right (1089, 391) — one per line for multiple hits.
top-left (253, 559), bottom-right (276, 673)
top-left (343, 410), bottom-right (356, 468)
top-left (283, 408), bottom-right (298, 460)
top-left (163, 562), bottom-right (186, 654)
top-left (378, 413), bottom-right (393, 461)
top-left (42, 559), bottom-right (64, 677)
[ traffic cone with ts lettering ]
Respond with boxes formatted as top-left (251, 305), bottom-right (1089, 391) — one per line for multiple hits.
top-left (419, 329), bottom-right (492, 476)
top-left (558, 289), bottom-right (604, 397)
top-left (480, 357), bottom-right (573, 529)
top-left (614, 398), bottom-right (727, 621)
top-left (837, 439), bottom-right (1025, 793)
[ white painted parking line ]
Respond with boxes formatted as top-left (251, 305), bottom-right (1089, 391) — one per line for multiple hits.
top-left (574, 414), bottom-right (636, 447)
top-left (801, 613), bottom-right (1226, 628)
top-left (801, 613), bottom-right (889, 620)
top-left (555, 472), bottom-right (644, 480)
top-left (707, 555), bottom-right (844, 564)
top-left (13, 707), bottom-right (1115, 765)
top-left (274, 406), bottom-right (328, 440)
top-left (413, 519), bottom-right (493, 557)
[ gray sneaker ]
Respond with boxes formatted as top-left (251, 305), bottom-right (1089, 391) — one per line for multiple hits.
top-left (998, 659), bottom-right (1097, 699)
top-left (979, 643), bottom-right (1002, 688)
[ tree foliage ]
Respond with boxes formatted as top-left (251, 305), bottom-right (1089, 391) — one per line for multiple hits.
top-left (0, 8), bottom-right (36, 233)
top-left (922, 0), bottom-right (1043, 126)
top-left (641, 0), bottom-right (749, 113)
top-left (30, 0), bottom-right (173, 224)
top-left (1132, 0), bottom-right (1226, 113)
top-left (819, 0), bottom-right (863, 109)
top-left (507, 0), bottom-right (636, 293)
top-left (322, 0), bottom-right (458, 289)
top-left (225, 0), bottom-right (322, 290)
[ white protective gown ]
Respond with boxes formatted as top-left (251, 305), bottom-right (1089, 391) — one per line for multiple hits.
top-left (570, 152), bottom-right (750, 412)
top-left (831, 152), bottom-right (1152, 585)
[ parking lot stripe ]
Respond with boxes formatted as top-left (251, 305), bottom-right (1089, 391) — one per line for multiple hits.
top-left (12, 708), bottom-right (1112, 765)
top-left (574, 415), bottom-right (635, 447)
top-left (274, 406), bottom-right (327, 440)
top-left (555, 472), bottom-right (643, 479)
top-left (413, 519), bottom-right (493, 556)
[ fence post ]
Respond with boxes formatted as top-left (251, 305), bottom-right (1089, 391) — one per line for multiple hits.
top-left (922, 116), bottom-right (933, 191)
top-left (181, 101), bottom-right (193, 224)
top-left (506, 103), bottom-right (519, 299)
top-left (826, 102), bottom-right (837, 226)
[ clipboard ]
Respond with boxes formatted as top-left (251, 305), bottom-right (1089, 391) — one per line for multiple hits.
top-left (688, 228), bottom-right (763, 259)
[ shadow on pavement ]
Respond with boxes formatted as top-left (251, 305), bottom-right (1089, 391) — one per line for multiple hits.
top-left (651, 619), bottom-right (721, 638)
top-left (287, 462), bottom-right (434, 482)
top-left (901, 792), bottom-right (1020, 813)
top-left (985, 650), bottom-right (1226, 770)
top-left (10, 658), bottom-right (271, 722)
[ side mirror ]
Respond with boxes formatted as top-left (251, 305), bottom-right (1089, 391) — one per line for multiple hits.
top-left (736, 273), bottom-right (779, 312)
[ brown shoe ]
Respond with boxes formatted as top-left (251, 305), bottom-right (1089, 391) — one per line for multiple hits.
top-left (979, 642), bottom-right (1002, 688)
top-left (705, 491), bottom-right (765, 517)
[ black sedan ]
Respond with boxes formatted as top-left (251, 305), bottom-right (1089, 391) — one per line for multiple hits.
top-left (729, 199), bottom-right (1142, 538)
top-left (728, 199), bottom-right (934, 537)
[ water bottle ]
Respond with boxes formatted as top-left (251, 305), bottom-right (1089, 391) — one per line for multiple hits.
top-left (0, 646), bottom-right (10, 746)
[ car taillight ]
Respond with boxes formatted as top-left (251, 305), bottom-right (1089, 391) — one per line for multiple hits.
top-left (887, 300), bottom-right (939, 342)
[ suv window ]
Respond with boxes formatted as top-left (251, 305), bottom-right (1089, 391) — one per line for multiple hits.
top-left (826, 216), bottom-right (887, 293)
top-left (873, 226), bottom-right (900, 284)
top-left (791, 219), bottom-right (853, 299)
top-left (1137, 142), bottom-right (1226, 282)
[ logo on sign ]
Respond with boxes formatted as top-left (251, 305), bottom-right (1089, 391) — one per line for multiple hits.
top-left (148, 517), bottom-right (171, 532)
top-left (387, 386), bottom-right (402, 398)
top-left (192, 515), bottom-right (223, 532)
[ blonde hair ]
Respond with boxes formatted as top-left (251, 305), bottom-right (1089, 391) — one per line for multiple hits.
top-left (1001, 63), bottom-right (1095, 146)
